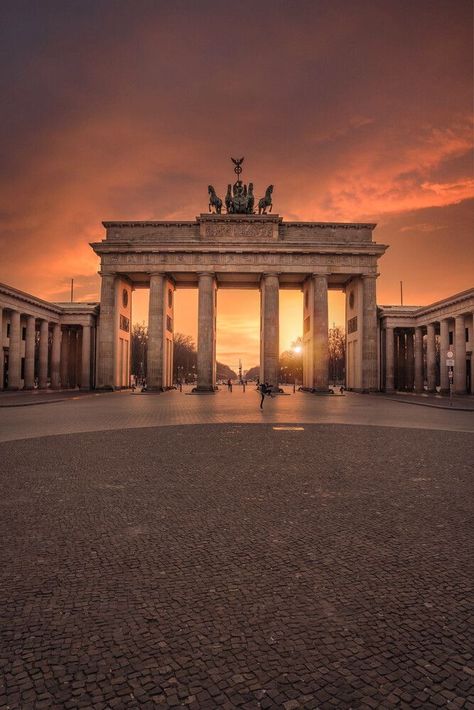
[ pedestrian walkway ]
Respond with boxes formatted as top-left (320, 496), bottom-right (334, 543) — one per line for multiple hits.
top-left (0, 386), bottom-right (473, 442)
top-left (380, 390), bottom-right (474, 411)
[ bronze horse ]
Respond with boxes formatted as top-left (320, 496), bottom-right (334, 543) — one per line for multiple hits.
top-left (208, 185), bottom-right (223, 214)
top-left (258, 185), bottom-right (273, 214)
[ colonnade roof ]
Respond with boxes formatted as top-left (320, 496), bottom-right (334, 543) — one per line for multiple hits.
top-left (379, 288), bottom-right (474, 327)
top-left (0, 282), bottom-right (99, 323)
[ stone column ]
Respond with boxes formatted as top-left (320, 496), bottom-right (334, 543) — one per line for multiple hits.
top-left (50, 323), bottom-right (61, 389)
top-left (0, 307), bottom-right (3, 390)
top-left (260, 273), bottom-right (280, 389)
top-left (97, 273), bottom-right (116, 389)
top-left (439, 318), bottom-right (450, 394)
top-left (147, 273), bottom-right (165, 390)
top-left (69, 330), bottom-right (77, 387)
top-left (60, 328), bottom-right (69, 388)
top-left (38, 320), bottom-right (49, 389)
top-left (414, 326), bottom-right (424, 392)
top-left (312, 274), bottom-right (329, 392)
top-left (397, 331), bottom-right (406, 391)
top-left (24, 315), bottom-right (36, 389)
top-left (426, 323), bottom-right (437, 392)
top-left (454, 315), bottom-right (466, 394)
top-left (385, 327), bottom-right (395, 392)
top-left (8, 310), bottom-right (21, 390)
top-left (406, 330), bottom-right (414, 391)
top-left (362, 275), bottom-right (378, 391)
top-left (197, 272), bottom-right (217, 391)
top-left (81, 325), bottom-right (91, 390)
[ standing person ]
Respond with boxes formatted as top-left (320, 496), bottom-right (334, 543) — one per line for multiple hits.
top-left (227, 378), bottom-right (232, 392)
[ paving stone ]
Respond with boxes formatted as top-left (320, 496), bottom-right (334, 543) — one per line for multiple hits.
top-left (0, 420), bottom-right (472, 707)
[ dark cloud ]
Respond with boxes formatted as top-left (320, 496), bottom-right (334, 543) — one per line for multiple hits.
top-left (0, 0), bottom-right (472, 361)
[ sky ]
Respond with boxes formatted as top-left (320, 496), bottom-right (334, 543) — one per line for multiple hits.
top-left (0, 0), bottom-right (472, 368)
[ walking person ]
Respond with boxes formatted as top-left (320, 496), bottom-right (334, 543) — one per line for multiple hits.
top-left (227, 378), bottom-right (233, 392)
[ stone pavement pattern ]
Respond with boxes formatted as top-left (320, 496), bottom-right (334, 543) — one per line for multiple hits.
top-left (0, 421), bottom-right (473, 709)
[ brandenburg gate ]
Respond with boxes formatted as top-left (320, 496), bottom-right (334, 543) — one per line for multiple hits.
top-left (91, 161), bottom-right (387, 392)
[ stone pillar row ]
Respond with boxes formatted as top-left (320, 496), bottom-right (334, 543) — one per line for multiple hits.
top-left (385, 315), bottom-right (470, 395)
top-left (2, 309), bottom-right (92, 391)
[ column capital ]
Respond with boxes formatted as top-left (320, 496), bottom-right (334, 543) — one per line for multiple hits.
top-left (361, 273), bottom-right (379, 280)
top-left (197, 271), bottom-right (216, 279)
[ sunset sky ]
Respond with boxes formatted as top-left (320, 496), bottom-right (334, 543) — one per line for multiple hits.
top-left (0, 0), bottom-right (472, 369)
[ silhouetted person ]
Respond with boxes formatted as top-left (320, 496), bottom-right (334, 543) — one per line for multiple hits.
top-left (258, 382), bottom-right (272, 409)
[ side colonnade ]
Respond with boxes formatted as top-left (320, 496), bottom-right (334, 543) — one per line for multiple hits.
top-left (381, 298), bottom-right (474, 395)
top-left (0, 285), bottom-right (97, 391)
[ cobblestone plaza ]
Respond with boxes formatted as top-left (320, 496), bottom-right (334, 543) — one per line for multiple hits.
top-left (1, 390), bottom-right (473, 708)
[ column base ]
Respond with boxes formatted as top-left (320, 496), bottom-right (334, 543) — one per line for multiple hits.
top-left (439, 388), bottom-right (450, 395)
top-left (7, 386), bottom-right (20, 391)
top-left (23, 385), bottom-right (35, 391)
top-left (191, 386), bottom-right (216, 394)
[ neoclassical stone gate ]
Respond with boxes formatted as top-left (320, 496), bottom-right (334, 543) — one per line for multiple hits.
top-left (91, 214), bottom-right (387, 391)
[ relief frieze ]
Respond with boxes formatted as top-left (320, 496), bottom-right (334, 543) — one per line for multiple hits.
top-left (203, 222), bottom-right (274, 240)
top-left (102, 251), bottom-right (375, 269)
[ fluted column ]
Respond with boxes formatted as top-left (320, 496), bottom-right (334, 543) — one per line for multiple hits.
top-left (414, 327), bottom-right (424, 392)
top-left (97, 273), bottom-right (116, 389)
top-left (24, 315), bottom-right (36, 389)
top-left (439, 319), bottom-right (450, 394)
top-left (50, 323), bottom-right (62, 389)
top-left (148, 273), bottom-right (166, 390)
top-left (454, 315), bottom-right (466, 394)
top-left (397, 332), bottom-right (406, 391)
top-left (0, 307), bottom-right (3, 390)
top-left (260, 273), bottom-right (280, 388)
top-left (406, 330), bottom-right (414, 391)
top-left (385, 327), bottom-right (394, 392)
top-left (8, 310), bottom-right (21, 390)
top-left (38, 320), bottom-right (49, 389)
top-left (80, 325), bottom-right (91, 390)
top-left (60, 328), bottom-right (69, 388)
top-left (312, 274), bottom-right (329, 392)
top-left (362, 275), bottom-right (378, 391)
top-left (69, 330), bottom-right (77, 387)
top-left (197, 272), bottom-right (217, 391)
top-left (426, 323), bottom-right (437, 392)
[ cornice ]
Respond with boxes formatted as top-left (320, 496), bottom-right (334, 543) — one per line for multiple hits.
top-left (90, 242), bottom-right (388, 255)
top-left (0, 282), bottom-right (63, 314)
top-left (102, 218), bottom-right (376, 229)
